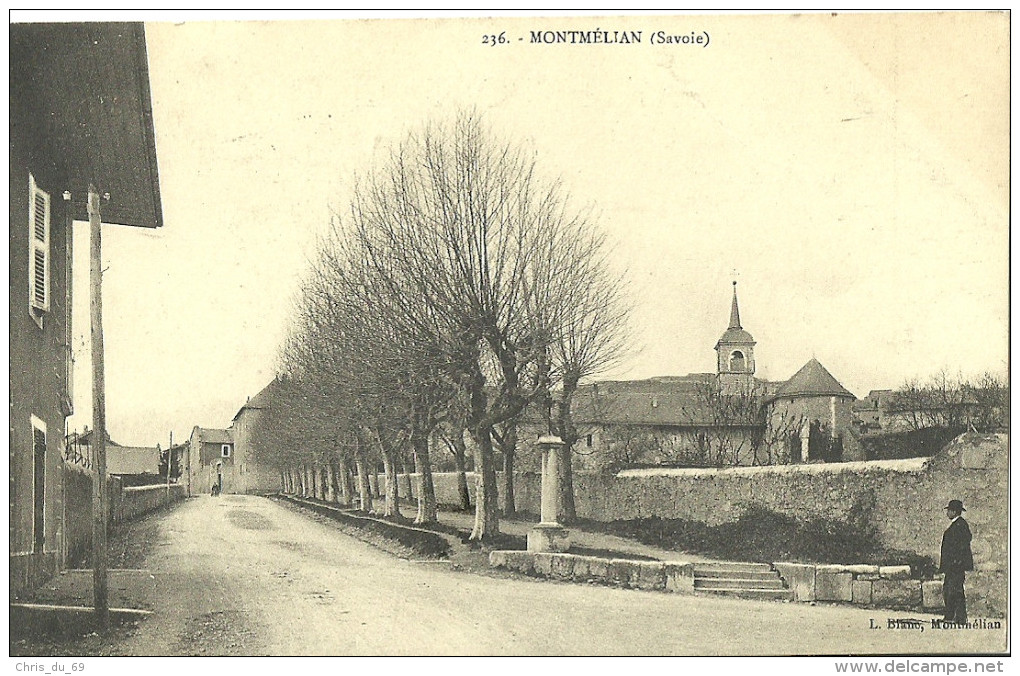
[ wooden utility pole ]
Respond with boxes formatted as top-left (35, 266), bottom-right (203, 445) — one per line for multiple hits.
top-left (167, 431), bottom-right (173, 499)
top-left (88, 185), bottom-right (109, 631)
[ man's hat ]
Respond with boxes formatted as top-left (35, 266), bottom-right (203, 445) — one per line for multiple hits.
top-left (946, 499), bottom-right (966, 512)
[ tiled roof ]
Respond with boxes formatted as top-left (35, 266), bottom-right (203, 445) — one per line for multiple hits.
top-left (571, 377), bottom-right (763, 427)
top-left (108, 446), bottom-right (160, 475)
top-left (196, 428), bottom-right (234, 445)
top-left (770, 359), bottom-right (855, 401)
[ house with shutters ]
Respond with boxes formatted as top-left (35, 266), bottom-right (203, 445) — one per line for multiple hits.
top-left (10, 22), bottom-right (163, 596)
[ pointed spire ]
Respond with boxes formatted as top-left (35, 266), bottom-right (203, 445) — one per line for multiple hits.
top-left (729, 280), bottom-right (741, 329)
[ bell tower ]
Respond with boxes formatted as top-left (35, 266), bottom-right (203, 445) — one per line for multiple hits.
top-left (715, 281), bottom-right (756, 393)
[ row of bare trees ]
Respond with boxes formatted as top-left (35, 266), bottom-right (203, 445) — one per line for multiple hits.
top-left (250, 113), bottom-right (630, 540)
top-left (892, 370), bottom-right (1008, 432)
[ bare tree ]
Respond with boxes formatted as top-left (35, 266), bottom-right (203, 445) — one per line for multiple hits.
top-left (336, 113), bottom-right (613, 541)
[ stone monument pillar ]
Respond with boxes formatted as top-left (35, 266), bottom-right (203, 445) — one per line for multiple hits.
top-left (528, 435), bottom-right (571, 552)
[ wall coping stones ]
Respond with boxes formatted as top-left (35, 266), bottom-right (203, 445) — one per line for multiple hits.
top-left (616, 456), bottom-right (929, 478)
top-left (490, 551), bottom-right (692, 594)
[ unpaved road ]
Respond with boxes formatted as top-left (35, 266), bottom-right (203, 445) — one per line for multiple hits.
top-left (115, 495), bottom-right (1006, 656)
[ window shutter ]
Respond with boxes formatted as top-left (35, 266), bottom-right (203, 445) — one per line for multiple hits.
top-left (28, 174), bottom-right (50, 313)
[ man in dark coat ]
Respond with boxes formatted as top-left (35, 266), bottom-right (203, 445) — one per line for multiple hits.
top-left (939, 499), bottom-right (973, 623)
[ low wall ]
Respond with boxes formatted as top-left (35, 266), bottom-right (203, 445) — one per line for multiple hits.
top-left (63, 466), bottom-right (186, 567)
top-left (490, 550), bottom-right (695, 593)
top-left (116, 484), bottom-right (186, 523)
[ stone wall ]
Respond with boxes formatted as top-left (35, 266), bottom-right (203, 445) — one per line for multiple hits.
top-left (63, 465), bottom-right (186, 567)
top-left (419, 433), bottom-right (1006, 614)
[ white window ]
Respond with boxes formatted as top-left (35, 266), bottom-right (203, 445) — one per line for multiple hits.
top-left (221, 444), bottom-right (232, 458)
top-left (28, 174), bottom-right (51, 318)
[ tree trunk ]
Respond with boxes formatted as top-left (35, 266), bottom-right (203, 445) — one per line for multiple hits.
top-left (355, 457), bottom-right (373, 513)
top-left (400, 460), bottom-right (414, 503)
top-left (340, 458), bottom-right (354, 507)
top-left (559, 444), bottom-right (577, 524)
top-left (413, 432), bottom-right (438, 524)
top-left (501, 424), bottom-right (517, 518)
top-left (555, 376), bottom-right (580, 524)
top-left (329, 460), bottom-right (341, 504)
top-left (469, 424), bottom-right (500, 540)
top-left (310, 464), bottom-right (319, 500)
top-left (382, 452), bottom-right (400, 518)
top-left (452, 429), bottom-right (472, 510)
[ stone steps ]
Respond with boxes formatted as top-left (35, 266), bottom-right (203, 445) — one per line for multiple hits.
top-left (694, 562), bottom-right (793, 601)
top-left (694, 576), bottom-right (787, 590)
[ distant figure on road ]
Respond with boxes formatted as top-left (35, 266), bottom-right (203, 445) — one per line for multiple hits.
top-left (939, 499), bottom-right (973, 624)
top-left (212, 483), bottom-right (221, 497)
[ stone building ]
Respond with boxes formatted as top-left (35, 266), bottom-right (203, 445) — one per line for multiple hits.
top-left (766, 358), bottom-right (863, 462)
top-left (187, 427), bottom-right (235, 495)
top-left (228, 380), bottom-right (283, 494)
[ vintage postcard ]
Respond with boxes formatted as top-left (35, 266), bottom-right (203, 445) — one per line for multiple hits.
top-left (9, 10), bottom-right (1009, 667)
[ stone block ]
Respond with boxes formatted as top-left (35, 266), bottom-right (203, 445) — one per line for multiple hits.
top-left (857, 574), bottom-right (881, 581)
top-left (571, 556), bottom-right (592, 582)
top-left (961, 446), bottom-right (994, 469)
top-left (503, 551), bottom-right (534, 574)
top-left (533, 553), bottom-right (554, 576)
top-left (775, 562), bottom-right (816, 602)
top-left (816, 564), bottom-right (848, 574)
top-left (922, 580), bottom-right (945, 610)
top-left (871, 580), bottom-right (922, 608)
top-left (634, 561), bottom-right (666, 590)
top-left (551, 554), bottom-right (576, 580)
top-left (815, 572), bottom-right (853, 601)
top-left (527, 524), bottom-right (570, 553)
top-left (489, 550), bottom-right (508, 568)
top-left (607, 559), bottom-right (638, 587)
top-left (587, 557), bottom-right (609, 580)
top-left (879, 565), bottom-right (912, 580)
top-left (844, 564), bottom-right (880, 576)
top-left (852, 579), bottom-right (873, 605)
top-left (663, 562), bottom-right (695, 594)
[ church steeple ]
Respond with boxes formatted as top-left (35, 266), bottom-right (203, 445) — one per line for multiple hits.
top-left (715, 281), bottom-right (756, 392)
top-left (729, 280), bottom-right (742, 329)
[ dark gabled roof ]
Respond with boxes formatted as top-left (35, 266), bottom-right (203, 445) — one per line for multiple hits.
top-left (770, 359), bottom-right (855, 401)
top-left (108, 446), bottom-right (160, 475)
top-left (232, 379), bottom-right (278, 422)
top-left (195, 427), bottom-right (234, 445)
top-left (10, 22), bottom-right (162, 228)
top-left (571, 376), bottom-right (762, 427)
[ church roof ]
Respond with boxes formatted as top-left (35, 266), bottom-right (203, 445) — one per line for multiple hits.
top-left (770, 359), bottom-right (855, 401)
top-left (571, 378), bottom-right (764, 427)
top-left (716, 282), bottom-right (755, 346)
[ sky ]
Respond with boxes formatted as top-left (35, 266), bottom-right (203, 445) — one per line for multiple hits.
top-left (53, 11), bottom-right (1008, 446)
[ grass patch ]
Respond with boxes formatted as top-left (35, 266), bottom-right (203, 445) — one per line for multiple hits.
top-left (580, 506), bottom-right (936, 575)
top-left (279, 496), bottom-right (451, 559)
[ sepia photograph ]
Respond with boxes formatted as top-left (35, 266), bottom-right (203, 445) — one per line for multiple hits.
top-left (8, 10), bottom-right (1009, 665)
